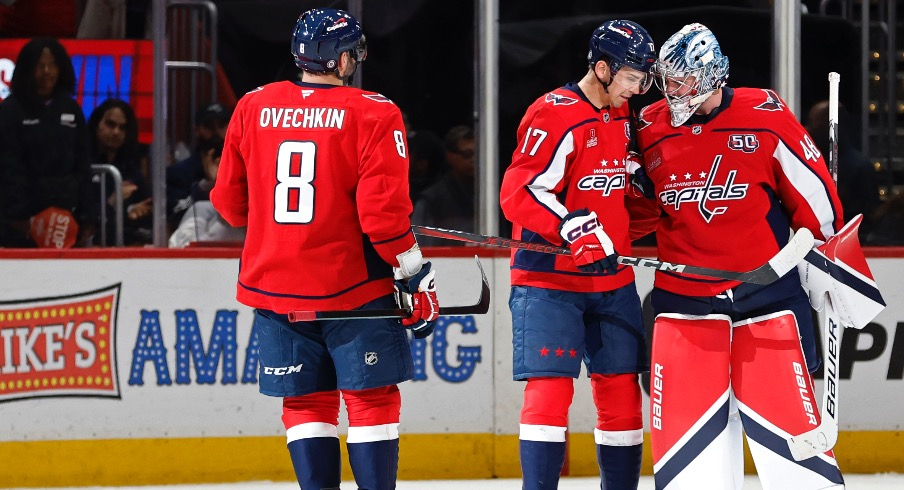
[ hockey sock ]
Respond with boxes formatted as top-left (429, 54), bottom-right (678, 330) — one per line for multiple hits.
top-left (282, 391), bottom-right (342, 489)
top-left (343, 386), bottom-right (402, 490)
top-left (591, 373), bottom-right (643, 490)
top-left (520, 439), bottom-right (567, 490)
top-left (519, 377), bottom-right (574, 490)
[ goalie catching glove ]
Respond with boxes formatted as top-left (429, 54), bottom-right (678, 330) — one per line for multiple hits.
top-left (393, 246), bottom-right (439, 338)
top-left (558, 208), bottom-right (619, 275)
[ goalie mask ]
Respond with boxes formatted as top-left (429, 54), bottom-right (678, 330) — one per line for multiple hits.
top-left (654, 23), bottom-right (730, 127)
top-left (291, 8), bottom-right (367, 79)
top-left (588, 20), bottom-right (656, 94)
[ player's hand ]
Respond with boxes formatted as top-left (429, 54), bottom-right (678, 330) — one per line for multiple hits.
top-left (558, 209), bottom-right (619, 274)
top-left (625, 151), bottom-right (654, 199)
top-left (394, 261), bottom-right (439, 338)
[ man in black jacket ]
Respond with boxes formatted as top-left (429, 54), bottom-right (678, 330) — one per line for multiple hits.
top-left (0, 38), bottom-right (97, 247)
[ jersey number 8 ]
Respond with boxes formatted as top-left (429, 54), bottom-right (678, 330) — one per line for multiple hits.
top-left (274, 141), bottom-right (316, 224)
top-left (273, 131), bottom-right (407, 224)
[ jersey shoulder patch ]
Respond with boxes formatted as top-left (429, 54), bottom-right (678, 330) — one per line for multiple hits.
top-left (753, 89), bottom-right (785, 112)
top-left (544, 92), bottom-right (578, 106)
top-left (362, 93), bottom-right (394, 104)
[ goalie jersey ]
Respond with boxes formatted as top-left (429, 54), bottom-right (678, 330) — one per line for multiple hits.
top-left (635, 87), bottom-right (845, 296)
top-left (211, 81), bottom-right (416, 313)
top-left (501, 83), bottom-right (649, 293)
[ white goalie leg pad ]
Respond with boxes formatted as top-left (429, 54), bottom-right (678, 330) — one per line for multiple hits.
top-left (742, 404), bottom-right (844, 490)
top-left (650, 313), bottom-right (741, 490)
top-left (731, 311), bottom-right (844, 488)
top-left (654, 401), bottom-right (742, 490)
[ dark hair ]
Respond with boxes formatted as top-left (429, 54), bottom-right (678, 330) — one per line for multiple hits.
top-left (88, 98), bottom-right (140, 166)
top-left (198, 135), bottom-right (224, 159)
top-left (10, 38), bottom-right (77, 106)
top-left (444, 125), bottom-right (474, 153)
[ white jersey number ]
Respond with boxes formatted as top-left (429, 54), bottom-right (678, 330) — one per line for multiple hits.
top-left (520, 127), bottom-right (548, 156)
top-left (274, 141), bottom-right (316, 224)
top-left (800, 134), bottom-right (822, 162)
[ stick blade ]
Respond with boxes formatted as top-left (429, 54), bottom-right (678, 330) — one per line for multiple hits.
top-left (768, 227), bottom-right (816, 278)
top-left (438, 256), bottom-right (491, 315)
top-left (788, 427), bottom-right (838, 461)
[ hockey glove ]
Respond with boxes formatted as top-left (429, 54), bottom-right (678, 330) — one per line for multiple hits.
top-left (625, 151), bottom-right (654, 199)
top-left (558, 209), bottom-right (619, 275)
top-left (394, 261), bottom-right (439, 338)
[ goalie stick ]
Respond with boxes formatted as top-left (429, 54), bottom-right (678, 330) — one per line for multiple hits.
top-left (287, 256), bottom-right (490, 322)
top-left (787, 72), bottom-right (843, 461)
top-left (413, 225), bottom-right (814, 286)
top-left (788, 282), bottom-right (842, 461)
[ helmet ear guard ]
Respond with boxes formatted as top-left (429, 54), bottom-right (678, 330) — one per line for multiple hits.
top-left (654, 23), bottom-right (730, 126)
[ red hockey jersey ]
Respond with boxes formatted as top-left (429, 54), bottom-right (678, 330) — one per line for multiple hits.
top-left (635, 87), bottom-right (844, 296)
top-left (500, 83), bottom-right (642, 292)
top-left (211, 81), bottom-right (416, 313)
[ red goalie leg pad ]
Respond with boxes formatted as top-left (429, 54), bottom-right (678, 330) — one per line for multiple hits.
top-left (731, 311), bottom-right (831, 452)
top-left (342, 385), bottom-right (402, 427)
top-left (650, 314), bottom-right (732, 466)
top-left (520, 377), bottom-right (574, 427)
top-left (591, 373), bottom-right (642, 431)
top-left (282, 390), bottom-right (341, 430)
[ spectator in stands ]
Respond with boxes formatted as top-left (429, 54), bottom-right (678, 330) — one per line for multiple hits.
top-left (166, 102), bottom-right (231, 230)
top-left (406, 128), bottom-right (445, 204)
top-left (805, 100), bottom-right (882, 240)
top-left (411, 125), bottom-right (475, 245)
top-left (169, 136), bottom-right (245, 248)
top-left (77, 0), bottom-right (126, 39)
top-left (87, 98), bottom-right (152, 245)
top-left (0, 37), bottom-right (97, 247)
top-left (866, 193), bottom-right (904, 245)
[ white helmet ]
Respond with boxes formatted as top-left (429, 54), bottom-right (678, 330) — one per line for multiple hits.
top-left (654, 23), bottom-right (729, 127)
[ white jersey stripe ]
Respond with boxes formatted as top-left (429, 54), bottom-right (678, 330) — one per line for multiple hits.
top-left (773, 141), bottom-right (836, 240)
top-left (527, 131), bottom-right (573, 218)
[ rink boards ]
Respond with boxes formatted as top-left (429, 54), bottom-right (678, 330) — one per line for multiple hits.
top-left (0, 248), bottom-right (901, 487)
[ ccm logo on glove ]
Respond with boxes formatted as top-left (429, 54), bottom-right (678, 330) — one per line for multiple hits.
top-left (563, 219), bottom-right (601, 243)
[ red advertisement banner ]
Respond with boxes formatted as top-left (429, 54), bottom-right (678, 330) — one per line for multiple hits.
top-left (0, 284), bottom-right (121, 403)
top-left (0, 39), bottom-right (154, 143)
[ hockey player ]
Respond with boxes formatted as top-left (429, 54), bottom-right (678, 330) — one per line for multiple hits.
top-left (210, 9), bottom-right (439, 490)
top-left (634, 23), bottom-right (846, 489)
top-left (499, 20), bottom-right (657, 490)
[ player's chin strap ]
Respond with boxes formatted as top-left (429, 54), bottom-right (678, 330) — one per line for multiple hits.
top-left (787, 215), bottom-right (886, 460)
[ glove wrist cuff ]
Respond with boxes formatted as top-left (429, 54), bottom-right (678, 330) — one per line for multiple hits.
top-left (394, 244), bottom-right (423, 280)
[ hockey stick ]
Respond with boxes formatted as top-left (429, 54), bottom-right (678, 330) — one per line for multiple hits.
top-left (287, 256), bottom-right (490, 322)
top-left (788, 285), bottom-right (842, 461)
top-left (787, 72), bottom-right (843, 461)
top-left (413, 225), bottom-right (814, 285)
